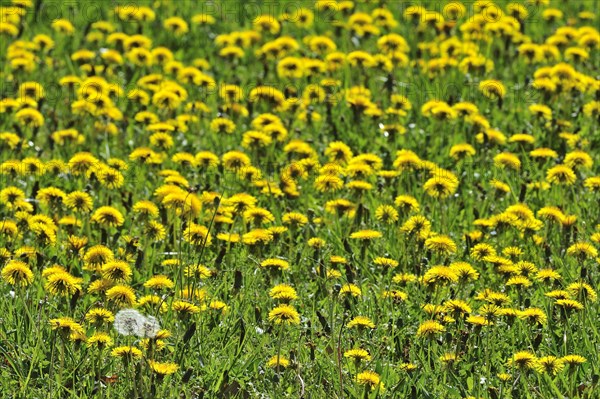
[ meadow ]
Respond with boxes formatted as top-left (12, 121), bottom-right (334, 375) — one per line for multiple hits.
top-left (0, 0), bottom-right (599, 398)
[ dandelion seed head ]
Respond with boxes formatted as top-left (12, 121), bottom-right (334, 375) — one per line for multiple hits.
top-left (113, 308), bottom-right (145, 337)
top-left (140, 315), bottom-right (161, 338)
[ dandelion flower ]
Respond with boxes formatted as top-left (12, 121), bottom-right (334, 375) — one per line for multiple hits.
top-left (567, 282), bottom-right (597, 302)
top-left (260, 258), bottom-right (289, 271)
top-left (344, 348), bottom-right (372, 362)
top-left (416, 320), bottom-right (445, 337)
top-left (467, 315), bottom-right (492, 326)
top-left (546, 165), bottom-right (576, 185)
top-left (517, 308), bottom-right (547, 325)
top-left (561, 355), bottom-right (586, 368)
top-left (440, 353), bottom-right (459, 366)
top-left (424, 235), bottom-right (457, 255)
top-left (508, 351), bottom-right (538, 370)
top-left (111, 346), bottom-right (143, 359)
top-left (534, 356), bottom-right (564, 375)
top-left (87, 332), bottom-right (113, 349)
top-left (269, 284), bottom-right (298, 302)
top-left (382, 290), bottom-right (408, 302)
top-left (148, 360), bottom-right (179, 375)
top-left (106, 285), bottom-right (137, 308)
top-left (86, 308), bottom-right (115, 326)
top-left (2, 260), bottom-right (34, 287)
top-left (172, 300), bottom-right (202, 316)
top-left (45, 272), bottom-right (82, 296)
top-left (566, 242), bottom-right (598, 259)
top-left (422, 266), bottom-right (459, 286)
top-left (375, 205), bottom-right (399, 224)
top-left (347, 316), bottom-right (376, 330)
top-left (268, 304), bottom-right (300, 325)
top-left (101, 261), bottom-right (132, 283)
top-left (479, 79), bottom-right (506, 100)
top-left (144, 275), bottom-right (175, 290)
top-left (349, 230), bottom-right (382, 240)
top-left (91, 206), bottom-right (125, 227)
top-left (555, 299), bottom-right (584, 312)
top-left (339, 284), bottom-right (362, 297)
top-left (267, 355), bottom-right (290, 369)
top-left (356, 370), bottom-right (384, 391)
top-left (49, 317), bottom-right (84, 337)
top-left (399, 363), bottom-right (418, 372)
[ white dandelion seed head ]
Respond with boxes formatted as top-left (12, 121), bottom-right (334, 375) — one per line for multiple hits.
top-left (139, 315), bottom-right (161, 338)
top-left (113, 308), bottom-right (145, 337)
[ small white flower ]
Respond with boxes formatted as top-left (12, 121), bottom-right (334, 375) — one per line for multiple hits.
top-left (114, 309), bottom-right (145, 337)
